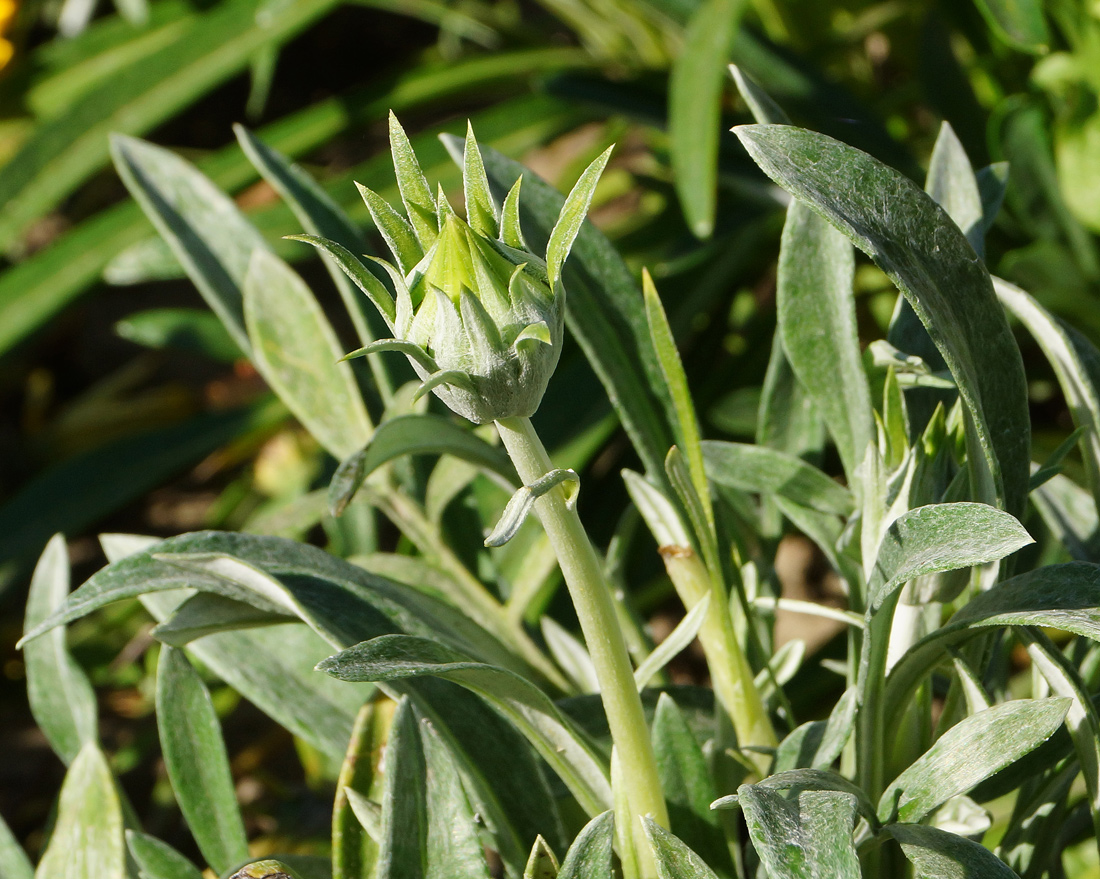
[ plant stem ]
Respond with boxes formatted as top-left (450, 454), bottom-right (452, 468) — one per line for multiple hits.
top-left (496, 415), bottom-right (668, 872)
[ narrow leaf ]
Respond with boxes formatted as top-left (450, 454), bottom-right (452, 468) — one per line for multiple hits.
top-left (485, 469), bottom-right (578, 547)
top-left (286, 234), bottom-right (396, 327)
top-left (156, 646), bottom-right (249, 874)
top-left (558, 812), bottom-right (614, 879)
top-left (642, 819), bottom-right (721, 879)
top-left (634, 596), bottom-right (710, 690)
top-left (888, 823), bottom-right (1020, 878)
top-left (389, 112), bottom-right (438, 250)
top-left (126, 830), bottom-right (204, 879)
top-left (0, 810), bottom-right (32, 879)
top-left (356, 183), bottom-right (422, 274)
top-left (546, 147), bottom-right (613, 293)
top-left (462, 123), bottom-right (499, 237)
top-left (926, 122), bottom-right (984, 255)
top-left (729, 64), bottom-right (790, 126)
top-left (523, 837), bottom-right (559, 879)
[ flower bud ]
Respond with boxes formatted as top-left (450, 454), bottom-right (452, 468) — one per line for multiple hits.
top-left (297, 113), bottom-right (611, 424)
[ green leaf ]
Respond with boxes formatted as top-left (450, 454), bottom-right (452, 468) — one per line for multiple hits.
top-left (642, 819), bottom-right (721, 879)
top-left (115, 307), bottom-right (239, 361)
top-left (644, 270), bottom-right (711, 530)
top-left (558, 812), bottom-right (614, 879)
top-left (996, 276), bottom-right (1100, 507)
top-left (22, 534), bottom-right (98, 764)
top-left (388, 112), bottom-right (438, 251)
top-left (151, 593), bottom-right (290, 646)
top-left (776, 198), bottom-right (873, 482)
top-left (870, 503), bottom-right (1033, 608)
top-left (327, 414), bottom-right (514, 516)
top-left (546, 146), bottom-right (613, 293)
top-left (736, 125), bottom-right (1031, 518)
top-left (0, 810), bottom-right (32, 879)
top-left (772, 688), bottom-right (858, 773)
top-left (0, 0), bottom-right (338, 253)
top-left (737, 784), bottom-right (861, 879)
top-left (125, 830), bottom-right (204, 879)
top-left (755, 339), bottom-right (825, 458)
top-left (35, 744), bottom-right (124, 879)
top-left (651, 695), bottom-right (730, 875)
top-left (462, 123), bottom-right (499, 238)
top-left (286, 235), bottom-right (396, 328)
top-left (926, 122), bottom-right (985, 255)
top-left (729, 64), bottom-right (790, 126)
top-left (888, 823), bottom-right (1020, 877)
top-left (111, 134), bottom-right (268, 354)
top-left (356, 184), bottom-right (422, 274)
top-left (634, 597), bottom-right (710, 690)
top-left (228, 860), bottom-right (310, 879)
top-left (485, 469), bottom-right (578, 548)
top-left (878, 698), bottom-right (1070, 823)
top-left (243, 248), bottom-right (372, 459)
top-left (701, 441), bottom-right (853, 515)
top-left (668, 0), bottom-right (744, 238)
top-left (481, 145), bottom-right (676, 481)
top-left (375, 698), bottom-right (427, 879)
top-left (156, 645), bottom-right (249, 874)
top-left (972, 0), bottom-right (1049, 52)
top-left (318, 635), bottom-right (612, 819)
top-left (523, 837), bottom-right (560, 879)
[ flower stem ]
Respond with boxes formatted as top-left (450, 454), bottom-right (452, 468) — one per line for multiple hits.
top-left (496, 416), bottom-right (668, 873)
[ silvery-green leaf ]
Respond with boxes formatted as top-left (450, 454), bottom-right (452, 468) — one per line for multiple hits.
top-left (377, 698), bottom-right (425, 879)
top-left (341, 338), bottom-right (437, 371)
top-left (546, 147), bottom-right (613, 293)
top-left (735, 124), bottom-right (1030, 518)
top-left (110, 135), bottom-right (269, 354)
top-left (642, 819), bottom-right (721, 879)
top-left (1032, 473), bottom-right (1100, 562)
top-left (344, 787), bottom-right (382, 843)
top-left (1030, 426), bottom-right (1087, 491)
top-left (523, 837), bottom-right (559, 879)
top-left (772, 688), bottom-right (858, 773)
top-left (558, 812), bottom-right (614, 879)
top-left (541, 617), bottom-right (598, 695)
top-left (318, 635), bottom-right (612, 818)
top-left (125, 830), bottom-right (204, 879)
top-left (22, 534), bottom-right (97, 764)
top-left (156, 646), bottom-right (248, 874)
top-left (976, 163), bottom-right (1009, 235)
top-left (0, 810), bottom-right (32, 879)
top-left (870, 502), bottom-right (1033, 608)
top-left (34, 744), bottom-right (124, 879)
top-left (888, 823), bottom-right (1020, 878)
top-left (756, 338), bottom-right (826, 460)
top-left (878, 697), bottom-right (1070, 823)
top-left (389, 112), bottom-right (438, 250)
top-left (485, 469), bottom-right (578, 548)
top-left (926, 122), bottom-right (984, 255)
top-left (634, 596), bottom-right (710, 691)
top-left (776, 198), bottom-right (873, 482)
top-left (729, 64), bottom-right (791, 125)
top-left (462, 123), bottom-right (499, 238)
top-left (500, 177), bottom-right (528, 250)
top-left (244, 249), bottom-right (372, 459)
top-left (151, 593), bottom-right (289, 646)
top-left (701, 440), bottom-right (854, 515)
top-left (356, 183), bottom-right (422, 274)
top-left (622, 470), bottom-right (692, 549)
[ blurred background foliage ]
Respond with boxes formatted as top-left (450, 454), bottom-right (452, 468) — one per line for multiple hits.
top-left (2, 0), bottom-right (1099, 866)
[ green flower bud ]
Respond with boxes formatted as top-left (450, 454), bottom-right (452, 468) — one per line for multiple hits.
top-left (298, 113), bottom-right (611, 425)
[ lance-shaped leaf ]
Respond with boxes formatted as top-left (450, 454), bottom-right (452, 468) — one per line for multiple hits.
top-left (22, 534), bottom-right (98, 764)
top-left (0, 810), bottom-right (31, 879)
top-left (319, 635), bottom-right (612, 818)
top-left (558, 811), bottom-right (614, 879)
top-left (546, 147), bottom-right (613, 293)
top-left (35, 743), bottom-right (125, 879)
top-left (111, 135), bottom-right (269, 354)
top-left (156, 646), bottom-right (249, 874)
top-left (889, 824), bottom-right (1020, 878)
top-left (642, 820), bottom-right (721, 879)
top-left (126, 830), bottom-right (204, 879)
top-left (869, 502), bottom-right (1033, 608)
top-left (735, 125), bottom-right (1030, 518)
top-left (244, 249), bottom-right (372, 459)
top-left (776, 199), bottom-right (873, 482)
top-left (878, 698), bottom-right (1070, 824)
top-left (389, 112), bottom-right (438, 250)
top-left (634, 597), bottom-right (710, 691)
top-left (524, 837), bottom-right (559, 879)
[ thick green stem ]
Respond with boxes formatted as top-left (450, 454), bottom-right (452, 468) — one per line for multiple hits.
top-left (496, 416), bottom-right (668, 873)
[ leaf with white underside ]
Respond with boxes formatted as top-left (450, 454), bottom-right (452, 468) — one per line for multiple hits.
top-left (870, 503), bottom-right (1033, 608)
top-left (244, 249), bottom-right (372, 459)
top-left (23, 534), bottom-right (98, 765)
top-left (735, 125), bottom-right (1030, 519)
top-left (878, 698), bottom-right (1070, 823)
top-left (34, 743), bottom-right (124, 879)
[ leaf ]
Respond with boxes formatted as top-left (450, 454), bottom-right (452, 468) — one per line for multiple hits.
top-left (870, 503), bottom-right (1033, 608)
top-left (244, 249), bottom-right (372, 459)
top-left (701, 441), bottom-right (854, 515)
top-left (286, 234), bottom-right (396, 328)
top-left (34, 743), bottom-right (124, 879)
top-left (972, 0), bottom-right (1049, 52)
top-left (737, 784), bottom-right (861, 879)
top-left (540, 617), bottom-right (599, 694)
top-left (375, 697), bottom-right (427, 879)
top-left (125, 830), bottom-right (204, 879)
top-left (644, 270), bottom-right (711, 529)
top-left (888, 823), bottom-right (1020, 878)
top-left (878, 698), bottom-right (1070, 823)
top-left (651, 695), bottom-right (730, 875)
top-left (0, 810), bottom-right (32, 879)
top-left (111, 134), bottom-right (270, 354)
top-left (115, 307), bottom-right (239, 361)
top-left (755, 339), bottom-right (825, 459)
top-left (926, 122), bottom-right (985, 256)
top-left (462, 123), bottom-right (499, 238)
top-left (318, 634), bottom-right (612, 819)
top-left (642, 819), bottom-right (721, 879)
top-left (546, 146), bottom-right (613, 293)
top-left (729, 64), bottom-right (791, 126)
top-left (668, 0), bottom-right (744, 238)
top-left (773, 688), bottom-right (858, 773)
top-left (558, 812), bottom-right (615, 879)
top-left (480, 145), bottom-right (677, 480)
top-left (22, 534), bottom-right (98, 764)
top-left (735, 125), bottom-right (1031, 518)
top-left (996, 276), bottom-right (1100, 507)
top-left (523, 837), bottom-right (560, 879)
top-left (388, 113), bottom-right (438, 250)
top-left (776, 198), bottom-right (873, 482)
top-left (634, 596), bottom-right (711, 690)
top-left (0, 0), bottom-right (338, 252)
top-left (485, 469), bottom-right (578, 548)
top-left (156, 645), bottom-right (249, 874)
